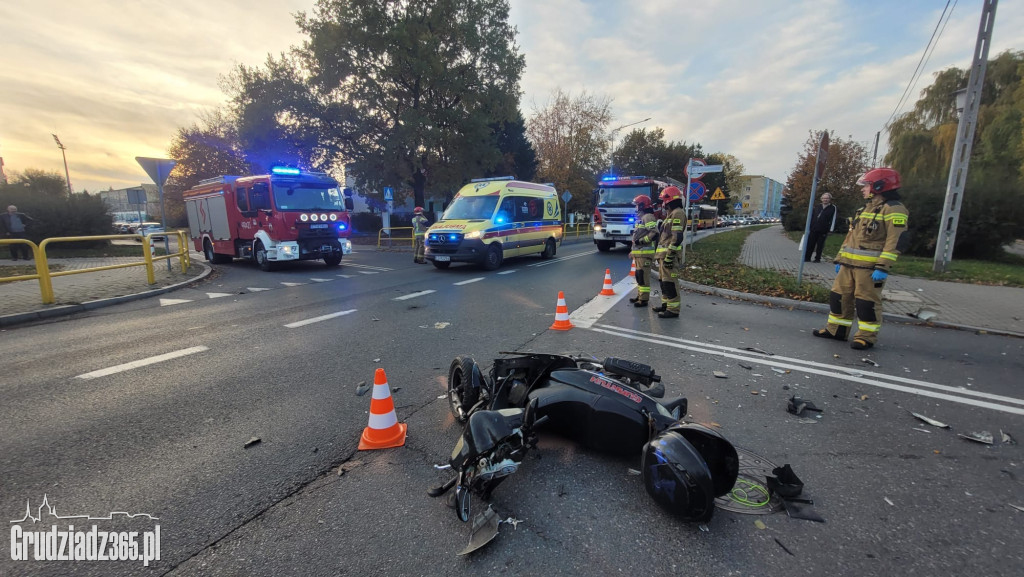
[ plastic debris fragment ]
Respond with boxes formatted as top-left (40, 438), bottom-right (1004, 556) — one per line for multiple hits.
top-left (772, 368), bottom-right (789, 374)
top-left (627, 468), bottom-right (641, 476)
top-left (244, 437), bottom-right (261, 449)
top-left (741, 347), bottom-right (774, 356)
top-left (861, 358), bottom-right (879, 367)
top-left (910, 411), bottom-right (950, 429)
top-left (912, 428), bottom-right (932, 434)
top-left (355, 381), bottom-right (371, 396)
top-left (713, 371), bottom-right (727, 378)
top-left (1002, 430), bottom-right (1016, 445)
top-left (754, 520), bottom-right (767, 530)
top-left (500, 517), bottom-right (522, 529)
top-left (884, 497), bottom-right (894, 506)
top-left (738, 363), bottom-right (752, 370)
top-left (958, 431), bottom-right (994, 445)
top-left (1009, 504), bottom-right (1024, 513)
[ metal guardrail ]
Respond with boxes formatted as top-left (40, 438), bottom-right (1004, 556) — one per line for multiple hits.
top-left (377, 227), bottom-right (415, 249)
top-left (0, 230), bottom-right (191, 304)
top-left (562, 222), bottom-right (594, 241)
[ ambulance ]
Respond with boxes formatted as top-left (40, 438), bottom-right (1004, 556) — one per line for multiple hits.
top-left (424, 177), bottom-right (563, 270)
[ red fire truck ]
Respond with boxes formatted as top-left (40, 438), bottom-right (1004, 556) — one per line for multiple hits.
top-left (592, 175), bottom-right (670, 251)
top-left (184, 167), bottom-right (354, 271)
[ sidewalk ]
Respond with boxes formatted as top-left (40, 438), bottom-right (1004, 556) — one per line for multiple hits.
top-left (733, 225), bottom-right (1024, 337)
top-left (0, 256), bottom-right (210, 327)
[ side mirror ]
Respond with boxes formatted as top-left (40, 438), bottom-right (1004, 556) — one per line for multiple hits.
top-left (345, 198), bottom-right (354, 211)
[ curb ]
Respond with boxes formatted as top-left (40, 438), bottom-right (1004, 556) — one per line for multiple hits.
top-left (0, 263), bottom-right (213, 328)
top-left (679, 280), bottom-right (1024, 340)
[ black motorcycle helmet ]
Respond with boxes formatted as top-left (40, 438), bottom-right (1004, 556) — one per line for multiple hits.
top-left (641, 423), bottom-right (739, 522)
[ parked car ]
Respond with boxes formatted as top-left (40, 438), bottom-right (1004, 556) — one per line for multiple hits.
top-left (135, 222), bottom-right (166, 241)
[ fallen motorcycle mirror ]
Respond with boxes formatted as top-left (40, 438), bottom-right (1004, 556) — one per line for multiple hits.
top-left (431, 352), bottom-right (740, 553)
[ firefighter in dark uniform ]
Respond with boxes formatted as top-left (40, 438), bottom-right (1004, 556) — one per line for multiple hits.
top-left (412, 207), bottom-right (429, 264)
top-left (651, 186), bottom-right (686, 319)
top-left (628, 195), bottom-right (658, 307)
top-left (813, 168), bottom-right (909, 350)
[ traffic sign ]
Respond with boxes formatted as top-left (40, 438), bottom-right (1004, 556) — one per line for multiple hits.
top-left (688, 181), bottom-right (706, 202)
top-left (561, 190), bottom-right (572, 203)
top-left (689, 164), bottom-right (724, 177)
top-left (685, 158), bottom-right (706, 180)
top-left (136, 157), bottom-right (176, 188)
top-left (383, 187), bottom-right (394, 201)
top-left (734, 203), bottom-right (743, 210)
top-left (710, 187), bottom-right (726, 200)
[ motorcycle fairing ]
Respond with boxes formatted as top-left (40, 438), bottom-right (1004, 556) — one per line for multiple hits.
top-left (454, 409), bottom-right (524, 462)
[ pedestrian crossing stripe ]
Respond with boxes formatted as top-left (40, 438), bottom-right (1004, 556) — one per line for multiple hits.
top-left (207, 292), bottom-right (233, 299)
top-left (159, 298), bottom-right (191, 306)
top-left (357, 271), bottom-right (378, 275)
top-left (310, 278), bottom-right (333, 282)
top-left (281, 282), bottom-right (307, 286)
top-left (248, 287), bottom-right (271, 292)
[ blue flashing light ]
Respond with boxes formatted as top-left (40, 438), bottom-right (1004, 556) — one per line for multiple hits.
top-left (601, 175), bottom-right (618, 181)
top-left (271, 166), bottom-right (302, 175)
top-left (337, 223), bottom-right (347, 231)
top-left (495, 216), bottom-right (506, 224)
top-left (448, 234), bottom-right (458, 242)
top-left (628, 217), bottom-right (636, 223)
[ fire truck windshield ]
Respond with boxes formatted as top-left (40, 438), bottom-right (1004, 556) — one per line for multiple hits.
top-left (272, 182), bottom-right (346, 211)
top-left (597, 185), bottom-right (650, 206)
top-left (440, 195), bottom-right (500, 220)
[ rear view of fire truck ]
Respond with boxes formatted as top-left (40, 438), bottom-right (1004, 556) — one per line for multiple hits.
top-left (184, 167), bottom-right (354, 271)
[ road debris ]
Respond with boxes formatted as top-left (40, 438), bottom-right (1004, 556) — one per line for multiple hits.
top-left (884, 497), bottom-right (894, 506)
top-left (713, 371), bottom-right (728, 378)
top-left (787, 396), bottom-right (822, 417)
top-left (861, 358), bottom-right (879, 367)
top-left (912, 428), bottom-right (932, 434)
top-left (860, 394), bottom-right (869, 401)
top-left (741, 347), bottom-right (774, 356)
top-left (355, 381), bottom-right (371, 396)
top-left (754, 520), bottom-right (767, 530)
top-left (772, 368), bottom-right (790, 374)
top-left (500, 516), bottom-right (522, 529)
top-left (1002, 430), bottom-right (1016, 445)
top-left (244, 437), bottom-right (261, 449)
top-left (434, 322), bottom-right (451, 329)
top-left (738, 363), bottom-right (753, 370)
top-left (958, 431), bottom-right (994, 445)
top-left (910, 412), bottom-right (950, 429)
top-left (1009, 504), bottom-right (1024, 513)
top-left (627, 468), bottom-right (641, 476)
top-left (774, 538), bottom-right (795, 556)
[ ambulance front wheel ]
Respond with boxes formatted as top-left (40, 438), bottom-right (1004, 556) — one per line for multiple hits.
top-left (541, 238), bottom-right (557, 259)
top-left (482, 244), bottom-right (503, 271)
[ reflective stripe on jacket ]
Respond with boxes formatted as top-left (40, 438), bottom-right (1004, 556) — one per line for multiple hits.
top-left (835, 195), bottom-right (909, 272)
top-left (632, 213), bottom-right (659, 255)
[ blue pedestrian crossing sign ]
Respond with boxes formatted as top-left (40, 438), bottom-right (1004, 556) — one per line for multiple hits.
top-left (383, 187), bottom-right (394, 201)
top-left (734, 203), bottom-right (743, 210)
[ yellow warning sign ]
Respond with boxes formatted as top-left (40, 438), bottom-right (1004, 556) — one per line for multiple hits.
top-left (710, 187), bottom-right (725, 200)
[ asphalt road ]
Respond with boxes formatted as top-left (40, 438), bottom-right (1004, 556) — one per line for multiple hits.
top-left (1, 241), bottom-right (1022, 576)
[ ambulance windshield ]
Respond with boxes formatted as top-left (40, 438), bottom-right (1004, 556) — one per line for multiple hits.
top-left (272, 182), bottom-right (346, 211)
top-left (441, 195), bottom-right (499, 221)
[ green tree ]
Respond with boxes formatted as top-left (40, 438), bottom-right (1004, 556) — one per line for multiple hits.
top-left (526, 89), bottom-right (612, 214)
top-left (164, 109), bottom-right (254, 226)
top-left (784, 131), bottom-right (870, 232)
top-left (486, 111), bottom-right (537, 183)
top-left (295, 0), bottom-right (526, 208)
top-left (4, 169), bottom-right (69, 198)
top-left (0, 169), bottom-right (111, 241)
top-left (885, 50), bottom-right (1024, 259)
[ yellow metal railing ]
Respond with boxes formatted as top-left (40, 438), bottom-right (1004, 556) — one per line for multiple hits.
top-left (0, 230), bottom-right (191, 304)
top-left (562, 222), bottom-right (594, 241)
top-left (377, 227), bottom-right (415, 249)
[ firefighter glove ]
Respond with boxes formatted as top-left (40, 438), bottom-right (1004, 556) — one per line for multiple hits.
top-left (835, 264), bottom-right (841, 274)
top-left (871, 270), bottom-right (888, 282)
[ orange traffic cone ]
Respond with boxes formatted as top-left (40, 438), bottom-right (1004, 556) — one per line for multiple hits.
top-left (629, 261), bottom-right (636, 277)
top-left (549, 291), bottom-right (574, 331)
top-left (358, 368), bottom-right (407, 450)
top-left (600, 269), bottom-right (616, 296)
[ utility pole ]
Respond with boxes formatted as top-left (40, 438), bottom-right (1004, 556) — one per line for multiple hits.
top-left (52, 134), bottom-right (73, 194)
top-left (933, 0), bottom-right (998, 273)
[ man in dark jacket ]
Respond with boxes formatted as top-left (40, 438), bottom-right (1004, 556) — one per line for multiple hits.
top-left (1, 205), bottom-right (35, 261)
top-left (804, 193), bottom-right (837, 262)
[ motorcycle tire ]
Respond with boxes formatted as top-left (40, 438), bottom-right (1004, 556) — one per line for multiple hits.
top-left (448, 356), bottom-right (481, 423)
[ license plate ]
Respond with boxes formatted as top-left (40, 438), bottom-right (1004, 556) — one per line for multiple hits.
top-left (310, 223), bottom-right (328, 229)
top-left (321, 245), bottom-right (332, 253)
top-left (435, 256), bottom-right (450, 262)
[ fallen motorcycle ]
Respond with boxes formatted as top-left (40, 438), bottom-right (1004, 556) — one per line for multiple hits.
top-left (429, 352), bottom-right (739, 550)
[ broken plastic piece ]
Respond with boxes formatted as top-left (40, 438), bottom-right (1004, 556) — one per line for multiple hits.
top-left (738, 363), bottom-right (753, 370)
top-left (355, 381), bottom-right (371, 396)
top-left (754, 520), bottom-right (766, 530)
top-left (741, 347), bottom-right (774, 356)
top-left (766, 464), bottom-right (803, 498)
top-left (627, 468), bottom-right (641, 476)
top-left (958, 431), bottom-right (994, 445)
top-left (772, 368), bottom-right (788, 374)
top-left (458, 506), bottom-right (500, 556)
top-left (787, 396), bottom-right (822, 417)
top-left (861, 358), bottom-right (879, 367)
top-left (884, 497), bottom-right (894, 506)
top-left (1009, 504), bottom-right (1024, 513)
top-left (782, 499), bottom-right (825, 522)
top-left (774, 538), bottom-right (795, 556)
top-left (713, 371), bottom-right (727, 378)
top-left (1001, 430), bottom-right (1016, 445)
top-left (244, 437), bottom-right (261, 449)
top-left (500, 516), bottom-right (521, 529)
top-left (910, 411), bottom-right (949, 429)
top-left (911, 428), bottom-right (932, 434)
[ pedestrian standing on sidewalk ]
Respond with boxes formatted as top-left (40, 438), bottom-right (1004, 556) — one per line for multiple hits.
top-left (804, 193), bottom-right (837, 263)
top-left (813, 168), bottom-right (909, 350)
top-left (628, 195), bottom-right (658, 307)
top-left (651, 186), bottom-right (686, 319)
top-left (1, 205), bottom-right (35, 261)
top-left (412, 207), bottom-right (429, 264)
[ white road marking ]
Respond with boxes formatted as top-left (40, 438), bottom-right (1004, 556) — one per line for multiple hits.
top-left (529, 250), bottom-right (598, 267)
top-left (159, 298), bottom-right (191, 306)
top-left (336, 274), bottom-right (354, 278)
top-left (75, 346), bottom-right (209, 380)
top-left (454, 278), bottom-right (485, 286)
top-left (247, 287), bottom-right (271, 292)
top-left (357, 271), bottom-right (379, 275)
top-left (568, 275), bottom-right (636, 328)
top-left (309, 278), bottom-right (333, 282)
top-left (207, 292), bottom-right (233, 299)
top-left (281, 282), bottom-right (306, 287)
top-left (588, 323), bottom-right (1024, 416)
top-left (395, 290), bottom-right (436, 300)
top-left (344, 263), bottom-right (393, 271)
top-left (284, 309), bottom-right (358, 328)
top-left (498, 270), bottom-right (517, 275)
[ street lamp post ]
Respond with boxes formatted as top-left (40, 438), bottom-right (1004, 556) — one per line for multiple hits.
top-left (608, 117), bottom-right (651, 176)
top-left (51, 134), bottom-right (72, 194)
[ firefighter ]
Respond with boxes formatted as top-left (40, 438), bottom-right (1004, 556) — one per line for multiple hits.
top-left (651, 186), bottom-right (686, 319)
top-left (628, 195), bottom-right (658, 307)
top-left (412, 207), bottom-right (429, 264)
top-left (813, 167), bottom-right (909, 350)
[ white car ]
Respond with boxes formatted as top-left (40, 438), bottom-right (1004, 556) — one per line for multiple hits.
top-left (135, 222), bottom-right (166, 241)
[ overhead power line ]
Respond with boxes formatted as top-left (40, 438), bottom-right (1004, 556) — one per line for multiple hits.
top-left (884, 0), bottom-right (958, 132)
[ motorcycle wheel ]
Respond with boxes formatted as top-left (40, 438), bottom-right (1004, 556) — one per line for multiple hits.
top-left (455, 486), bottom-right (471, 522)
top-left (448, 356), bottom-right (481, 423)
